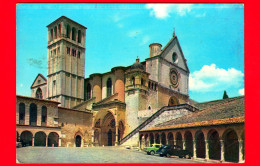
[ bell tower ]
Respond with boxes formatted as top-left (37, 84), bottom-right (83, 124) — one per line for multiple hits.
top-left (46, 16), bottom-right (87, 108)
top-left (124, 58), bottom-right (149, 136)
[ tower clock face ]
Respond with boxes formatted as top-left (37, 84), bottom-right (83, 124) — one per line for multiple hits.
top-left (170, 68), bottom-right (179, 88)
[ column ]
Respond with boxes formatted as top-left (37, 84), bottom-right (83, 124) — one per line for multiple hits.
top-left (220, 140), bottom-right (224, 162)
top-left (239, 140), bottom-right (244, 163)
top-left (32, 136), bottom-right (35, 147)
top-left (45, 136), bottom-right (48, 147)
top-left (166, 136), bottom-right (169, 145)
top-left (91, 130), bottom-right (95, 146)
top-left (183, 140), bottom-right (186, 150)
top-left (193, 139), bottom-right (197, 159)
top-left (59, 137), bottom-right (62, 147)
top-left (159, 134), bottom-right (162, 144)
top-left (205, 140), bottom-right (209, 160)
top-left (115, 124), bottom-right (119, 146)
top-left (174, 140), bottom-right (176, 146)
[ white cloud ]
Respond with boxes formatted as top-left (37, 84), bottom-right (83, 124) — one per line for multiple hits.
top-left (195, 12), bottom-right (206, 18)
top-left (128, 30), bottom-right (142, 38)
top-left (20, 84), bottom-right (23, 87)
top-left (239, 88), bottom-right (244, 95)
top-left (146, 3), bottom-right (193, 19)
top-left (189, 64), bottom-right (244, 92)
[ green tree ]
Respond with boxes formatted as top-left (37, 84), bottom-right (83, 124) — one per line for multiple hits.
top-left (223, 90), bottom-right (229, 99)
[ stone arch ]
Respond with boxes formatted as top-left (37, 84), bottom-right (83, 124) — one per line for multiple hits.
top-left (167, 132), bottom-right (174, 145)
top-left (19, 103), bottom-right (25, 124)
top-left (102, 111), bottom-right (116, 146)
top-left (223, 129), bottom-right (239, 162)
top-left (48, 132), bottom-right (59, 147)
top-left (29, 103), bottom-right (37, 125)
top-left (145, 134), bottom-right (149, 147)
top-left (74, 131), bottom-right (83, 147)
top-left (175, 132), bottom-right (183, 149)
top-left (149, 133), bottom-right (154, 145)
top-left (207, 129), bottom-right (221, 160)
top-left (66, 24), bottom-right (71, 38)
top-left (155, 133), bottom-right (160, 144)
top-left (168, 96), bottom-right (179, 106)
top-left (184, 131), bottom-right (193, 156)
top-left (161, 132), bottom-right (166, 145)
top-left (77, 30), bottom-right (82, 43)
top-left (41, 106), bottom-right (47, 126)
top-left (195, 130), bottom-right (206, 158)
top-left (36, 88), bottom-right (43, 99)
top-left (20, 131), bottom-right (33, 147)
top-left (34, 131), bottom-right (47, 146)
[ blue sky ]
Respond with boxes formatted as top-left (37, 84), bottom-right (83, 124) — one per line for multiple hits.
top-left (16, 3), bottom-right (244, 102)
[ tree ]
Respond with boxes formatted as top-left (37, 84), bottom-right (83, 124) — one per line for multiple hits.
top-left (223, 90), bottom-right (229, 99)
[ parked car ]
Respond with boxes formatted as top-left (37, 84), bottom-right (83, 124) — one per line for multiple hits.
top-left (143, 144), bottom-right (163, 155)
top-left (156, 145), bottom-right (192, 158)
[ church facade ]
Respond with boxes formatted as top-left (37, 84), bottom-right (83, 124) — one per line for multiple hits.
top-left (17, 16), bottom-right (244, 163)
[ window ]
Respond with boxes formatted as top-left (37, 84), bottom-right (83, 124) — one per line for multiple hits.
top-left (172, 52), bottom-right (178, 63)
top-left (29, 103), bottom-right (37, 125)
top-left (41, 106), bottom-right (47, 126)
top-left (66, 25), bottom-right (71, 38)
top-left (107, 78), bottom-right (112, 97)
top-left (86, 83), bottom-right (91, 100)
top-left (57, 47), bottom-right (60, 54)
top-left (77, 51), bottom-right (81, 59)
top-left (58, 24), bottom-right (61, 37)
top-left (37, 80), bottom-right (41, 83)
top-left (148, 106), bottom-right (151, 110)
top-left (72, 27), bottom-right (76, 41)
top-left (78, 30), bottom-right (81, 43)
top-left (141, 78), bottom-right (144, 85)
top-left (36, 88), bottom-right (42, 99)
top-left (54, 26), bottom-right (57, 39)
top-left (53, 80), bottom-right (56, 85)
top-left (72, 49), bottom-right (77, 57)
top-left (67, 47), bottom-right (70, 55)
top-left (50, 29), bottom-right (53, 40)
top-left (131, 77), bottom-right (135, 85)
top-left (19, 103), bottom-right (25, 125)
top-left (53, 49), bottom-right (56, 55)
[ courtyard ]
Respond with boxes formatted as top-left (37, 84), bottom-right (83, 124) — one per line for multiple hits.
top-left (16, 146), bottom-right (219, 163)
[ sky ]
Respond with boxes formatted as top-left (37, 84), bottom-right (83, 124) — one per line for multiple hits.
top-left (16, 3), bottom-right (244, 102)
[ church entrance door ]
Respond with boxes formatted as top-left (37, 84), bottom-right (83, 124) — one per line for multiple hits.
top-left (107, 129), bottom-right (112, 146)
top-left (75, 135), bottom-right (82, 147)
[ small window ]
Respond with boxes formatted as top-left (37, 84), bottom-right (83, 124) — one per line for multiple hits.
top-left (148, 106), bottom-right (151, 110)
top-left (78, 51), bottom-right (81, 59)
top-left (57, 47), bottom-right (60, 54)
top-left (132, 77), bottom-right (135, 85)
top-left (37, 80), bottom-right (41, 83)
top-left (78, 30), bottom-right (81, 43)
top-left (67, 47), bottom-right (70, 55)
top-left (50, 29), bottom-right (53, 40)
top-left (53, 80), bottom-right (56, 85)
top-left (53, 49), bottom-right (56, 55)
top-left (172, 52), bottom-right (178, 63)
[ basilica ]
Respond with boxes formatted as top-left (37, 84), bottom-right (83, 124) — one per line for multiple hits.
top-left (16, 16), bottom-right (244, 163)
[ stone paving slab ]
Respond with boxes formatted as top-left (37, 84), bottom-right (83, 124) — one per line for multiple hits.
top-left (16, 146), bottom-right (218, 163)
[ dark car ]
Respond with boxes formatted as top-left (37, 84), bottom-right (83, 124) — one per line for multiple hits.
top-left (156, 145), bottom-right (192, 158)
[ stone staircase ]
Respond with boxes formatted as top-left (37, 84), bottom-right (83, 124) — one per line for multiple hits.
top-left (119, 104), bottom-right (199, 145)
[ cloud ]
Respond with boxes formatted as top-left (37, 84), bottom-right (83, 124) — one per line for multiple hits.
top-left (20, 84), bottom-right (23, 87)
top-left (239, 88), bottom-right (244, 95)
top-left (146, 3), bottom-right (193, 19)
top-left (189, 64), bottom-right (244, 92)
top-left (27, 57), bottom-right (45, 69)
top-left (128, 30), bottom-right (142, 38)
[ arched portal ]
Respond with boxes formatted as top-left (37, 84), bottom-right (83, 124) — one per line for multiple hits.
top-left (208, 130), bottom-right (221, 160)
top-left (176, 132), bottom-right (183, 149)
top-left (168, 132), bottom-right (174, 145)
top-left (36, 88), bottom-right (43, 99)
top-left (20, 131), bottom-right (33, 147)
top-left (161, 132), bottom-right (166, 145)
top-left (184, 131), bottom-right (193, 156)
top-left (107, 129), bottom-right (113, 146)
top-left (149, 133), bottom-right (154, 145)
top-left (48, 132), bottom-right (59, 147)
top-left (168, 96), bottom-right (179, 106)
top-left (196, 131), bottom-right (206, 158)
top-left (101, 112), bottom-right (116, 146)
top-left (75, 135), bottom-right (82, 147)
top-left (155, 133), bottom-right (160, 144)
top-left (34, 131), bottom-right (47, 146)
top-left (224, 129), bottom-right (239, 162)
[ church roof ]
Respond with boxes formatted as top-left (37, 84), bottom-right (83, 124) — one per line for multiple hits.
top-left (47, 16), bottom-right (87, 29)
top-left (30, 73), bottom-right (47, 89)
top-left (130, 58), bottom-right (145, 70)
top-left (143, 96), bottom-right (244, 131)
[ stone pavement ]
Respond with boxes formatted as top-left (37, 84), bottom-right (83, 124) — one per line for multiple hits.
top-left (16, 146), bottom-right (219, 163)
